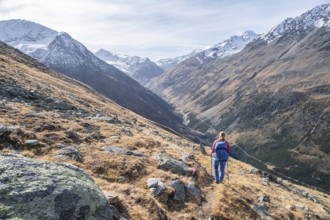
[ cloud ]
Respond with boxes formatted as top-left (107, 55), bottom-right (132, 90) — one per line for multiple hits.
top-left (0, 0), bottom-right (328, 60)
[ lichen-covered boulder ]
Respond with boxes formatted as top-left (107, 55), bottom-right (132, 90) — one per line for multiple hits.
top-left (0, 154), bottom-right (113, 220)
top-left (153, 153), bottom-right (192, 175)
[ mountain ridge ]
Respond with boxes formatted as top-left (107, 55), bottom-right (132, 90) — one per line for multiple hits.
top-left (156, 30), bottom-right (258, 71)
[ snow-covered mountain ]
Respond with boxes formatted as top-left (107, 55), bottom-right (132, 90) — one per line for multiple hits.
top-left (157, 30), bottom-right (258, 70)
top-left (0, 19), bottom-right (188, 133)
top-left (157, 49), bottom-right (202, 71)
top-left (95, 49), bottom-right (164, 85)
top-left (262, 4), bottom-right (330, 42)
top-left (0, 19), bottom-right (58, 55)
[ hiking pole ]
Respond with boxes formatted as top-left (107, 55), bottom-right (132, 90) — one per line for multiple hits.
top-left (227, 158), bottom-right (230, 185)
top-left (210, 153), bottom-right (213, 177)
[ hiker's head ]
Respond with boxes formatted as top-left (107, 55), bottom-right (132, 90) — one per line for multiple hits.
top-left (219, 131), bottom-right (225, 140)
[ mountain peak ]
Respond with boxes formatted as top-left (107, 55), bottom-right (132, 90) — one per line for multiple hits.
top-left (262, 4), bottom-right (330, 42)
top-left (95, 48), bottom-right (164, 85)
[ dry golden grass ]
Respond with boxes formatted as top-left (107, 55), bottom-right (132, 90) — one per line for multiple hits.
top-left (0, 44), bottom-right (329, 219)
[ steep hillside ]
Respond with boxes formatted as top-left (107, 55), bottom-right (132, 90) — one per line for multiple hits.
top-left (147, 4), bottom-right (330, 191)
top-left (0, 19), bottom-right (188, 136)
top-left (95, 49), bottom-right (164, 85)
top-left (1, 41), bottom-right (329, 219)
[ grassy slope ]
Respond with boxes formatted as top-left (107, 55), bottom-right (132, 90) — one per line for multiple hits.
top-left (0, 42), bottom-right (329, 219)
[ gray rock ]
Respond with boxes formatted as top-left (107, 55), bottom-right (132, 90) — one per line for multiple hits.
top-left (0, 124), bottom-right (7, 136)
top-left (25, 140), bottom-right (39, 146)
top-left (258, 195), bottom-right (271, 203)
top-left (323, 207), bottom-right (330, 214)
top-left (250, 168), bottom-right (260, 174)
top-left (147, 178), bottom-right (165, 197)
top-left (47, 98), bottom-right (75, 110)
top-left (262, 178), bottom-right (270, 186)
top-left (127, 151), bottom-right (144, 157)
top-left (147, 178), bottom-right (160, 188)
top-left (286, 205), bottom-right (295, 211)
top-left (91, 116), bottom-right (118, 124)
top-left (117, 176), bottom-right (126, 183)
top-left (307, 193), bottom-right (320, 203)
top-left (102, 146), bottom-right (127, 154)
top-left (55, 143), bottom-right (66, 149)
top-left (24, 139), bottom-right (39, 147)
top-left (55, 146), bottom-right (83, 162)
top-left (120, 128), bottom-right (132, 137)
top-left (295, 204), bottom-right (305, 210)
top-left (182, 153), bottom-right (195, 163)
top-left (154, 153), bottom-right (192, 176)
top-left (169, 180), bottom-right (186, 202)
top-left (253, 204), bottom-right (269, 217)
top-left (65, 131), bottom-right (81, 142)
top-left (0, 154), bottom-right (113, 219)
top-left (187, 182), bottom-right (201, 199)
top-left (102, 146), bottom-right (144, 157)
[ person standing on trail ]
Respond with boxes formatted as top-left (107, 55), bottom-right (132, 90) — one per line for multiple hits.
top-left (211, 131), bottom-right (230, 184)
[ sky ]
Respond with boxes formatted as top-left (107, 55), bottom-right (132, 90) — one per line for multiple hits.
top-left (0, 0), bottom-right (329, 61)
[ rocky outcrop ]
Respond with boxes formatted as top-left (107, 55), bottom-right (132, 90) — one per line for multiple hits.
top-left (147, 178), bottom-right (165, 197)
top-left (102, 146), bottom-right (144, 157)
top-left (153, 153), bottom-right (192, 175)
top-left (0, 154), bottom-right (114, 220)
top-left (169, 180), bottom-right (186, 202)
top-left (54, 146), bottom-right (84, 162)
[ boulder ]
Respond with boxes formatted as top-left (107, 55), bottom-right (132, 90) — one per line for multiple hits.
top-left (295, 204), bottom-right (305, 210)
top-left (102, 146), bottom-right (144, 157)
top-left (153, 153), bottom-right (192, 176)
top-left (46, 98), bottom-right (75, 111)
top-left (250, 168), bottom-right (260, 174)
top-left (65, 131), bottom-right (81, 143)
top-left (258, 195), bottom-right (271, 203)
top-left (0, 154), bottom-right (114, 219)
top-left (187, 182), bottom-right (201, 199)
top-left (120, 128), bottom-right (132, 137)
top-left (147, 178), bottom-right (160, 188)
top-left (54, 146), bottom-right (84, 162)
top-left (24, 139), bottom-right (39, 147)
top-left (147, 178), bottom-right (165, 197)
top-left (182, 153), bottom-right (195, 163)
top-left (324, 207), bottom-right (330, 214)
top-left (169, 180), bottom-right (186, 202)
top-left (253, 204), bottom-right (269, 217)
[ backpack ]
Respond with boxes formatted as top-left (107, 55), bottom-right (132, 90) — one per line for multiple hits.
top-left (215, 141), bottom-right (229, 161)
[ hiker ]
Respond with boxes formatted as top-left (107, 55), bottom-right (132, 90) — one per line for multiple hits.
top-left (210, 131), bottom-right (230, 184)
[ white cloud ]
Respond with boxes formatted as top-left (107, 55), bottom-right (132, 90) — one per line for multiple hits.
top-left (0, 0), bottom-right (329, 60)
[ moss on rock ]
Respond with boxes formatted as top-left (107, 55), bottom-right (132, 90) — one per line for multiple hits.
top-left (0, 154), bottom-right (113, 220)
